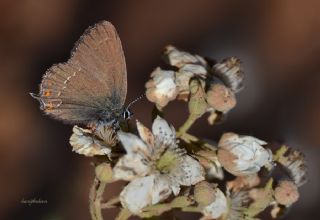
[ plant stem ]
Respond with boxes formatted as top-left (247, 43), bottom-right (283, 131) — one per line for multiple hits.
top-left (89, 177), bottom-right (106, 220)
top-left (273, 145), bottom-right (288, 162)
top-left (181, 206), bottom-right (202, 212)
top-left (177, 114), bottom-right (198, 137)
top-left (115, 208), bottom-right (132, 220)
top-left (180, 132), bottom-right (217, 150)
top-left (101, 196), bottom-right (120, 209)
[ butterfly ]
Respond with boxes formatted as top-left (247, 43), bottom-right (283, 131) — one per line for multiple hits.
top-left (31, 21), bottom-right (139, 129)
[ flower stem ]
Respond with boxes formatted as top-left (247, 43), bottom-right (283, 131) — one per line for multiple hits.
top-left (115, 208), bottom-right (132, 220)
top-left (177, 114), bottom-right (198, 137)
top-left (245, 178), bottom-right (274, 218)
top-left (89, 177), bottom-right (106, 220)
top-left (179, 132), bottom-right (217, 150)
top-left (101, 196), bottom-right (120, 209)
top-left (273, 145), bottom-right (288, 162)
top-left (181, 206), bottom-right (202, 212)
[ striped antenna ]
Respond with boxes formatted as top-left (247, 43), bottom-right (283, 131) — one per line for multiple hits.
top-left (126, 93), bottom-right (145, 109)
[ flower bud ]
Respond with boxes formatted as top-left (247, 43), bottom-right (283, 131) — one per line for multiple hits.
top-left (188, 79), bottom-right (207, 118)
top-left (95, 163), bottom-right (113, 183)
top-left (274, 180), bottom-right (299, 206)
top-left (217, 132), bottom-right (272, 176)
top-left (194, 181), bottom-right (216, 205)
top-left (206, 83), bottom-right (236, 113)
top-left (202, 188), bottom-right (228, 219)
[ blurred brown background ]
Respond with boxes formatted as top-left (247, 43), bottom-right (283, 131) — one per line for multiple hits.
top-left (0, 0), bottom-right (319, 219)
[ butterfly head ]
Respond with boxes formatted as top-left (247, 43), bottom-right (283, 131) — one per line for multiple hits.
top-left (122, 108), bottom-right (133, 120)
top-left (121, 94), bottom-right (145, 121)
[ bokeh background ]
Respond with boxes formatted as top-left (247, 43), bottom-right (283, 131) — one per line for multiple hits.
top-left (0, 0), bottom-right (319, 219)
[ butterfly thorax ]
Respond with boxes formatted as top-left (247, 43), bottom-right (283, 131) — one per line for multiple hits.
top-left (89, 105), bottom-right (132, 131)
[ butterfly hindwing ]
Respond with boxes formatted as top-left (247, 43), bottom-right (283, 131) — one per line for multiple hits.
top-left (32, 21), bottom-right (127, 125)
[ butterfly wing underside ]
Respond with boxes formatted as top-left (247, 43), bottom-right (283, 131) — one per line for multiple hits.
top-left (32, 21), bottom-right (127, 124)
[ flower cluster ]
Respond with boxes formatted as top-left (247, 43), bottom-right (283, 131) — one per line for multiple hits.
top-left (145, 46), bottom-right (243, 125)
top-left (67, 46), bottom-right (307, 220)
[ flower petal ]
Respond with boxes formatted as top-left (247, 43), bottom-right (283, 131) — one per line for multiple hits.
top-left (152, 116), bottom-right (176, 144)
top-left (171, 155), bottom-right (205, 186)
top-left (277, 148), bottom-right (307, 187)
top-left (164, 45), bottom-right (207, 68)
top-left (117, 131), bottom-right (151, 157)
top-left (145, 68), bottom-right (178, 108)
top-left (120, 174), bottom-right (172, 214)
top-left (136, 120), bottom-right (154, 148)
top-left (69, 126), bottom-right (111, 157)
top-left (168, 177), bottom-right (181, 196)
top-left (213, 57), bottom-right (244, 93)
top-left (203, 188), bottom-right (228, 219)
top-left (179, 64), bottom-right (207, 75)
top-left (113, 154), bottom-right (151, 181)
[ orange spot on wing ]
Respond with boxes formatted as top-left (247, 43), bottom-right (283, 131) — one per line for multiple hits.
top-left (45, 103), bottom-right (54, 110)
top-left (44, 90), bottom-right (51, 97)
top-left (44, 99), bottom-right (62, 111)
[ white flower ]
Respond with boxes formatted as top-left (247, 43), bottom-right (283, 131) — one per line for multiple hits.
top-left (69, 126), bottom-right (112, 157)
top-left (217, 132), bottom-right (272, 176)
top-left (202, 188), bottom-right (228, 219)
top-left (145, 67), bottom-right (178, 108)
top-left (114, 116), bottom-right (204, 214)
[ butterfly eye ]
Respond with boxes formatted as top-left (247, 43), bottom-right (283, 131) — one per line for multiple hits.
top-left (123, 109), bottom-right (133, 120)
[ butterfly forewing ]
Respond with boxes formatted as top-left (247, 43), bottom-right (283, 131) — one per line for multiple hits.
top-left (34, 21), bottom-right (127, 125)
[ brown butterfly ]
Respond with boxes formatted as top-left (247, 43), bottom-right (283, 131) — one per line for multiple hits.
top-left (31, 21), bottom-right (137, 128)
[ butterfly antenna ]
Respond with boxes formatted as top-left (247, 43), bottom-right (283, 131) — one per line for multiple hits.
top-left (126, 93), bottom-right (145, 109)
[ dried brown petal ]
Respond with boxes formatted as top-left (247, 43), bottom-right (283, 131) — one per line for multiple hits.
top-left (94, 123), bottom-right (117, 147)
top-left (175, 71), bottom-right (194, 101)
top-left (69, 126), bottom-right (111, 157)
top-left (213, 57), bottom-right (243, 93)
top-left (277, 148), bottom-right (307, 187)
